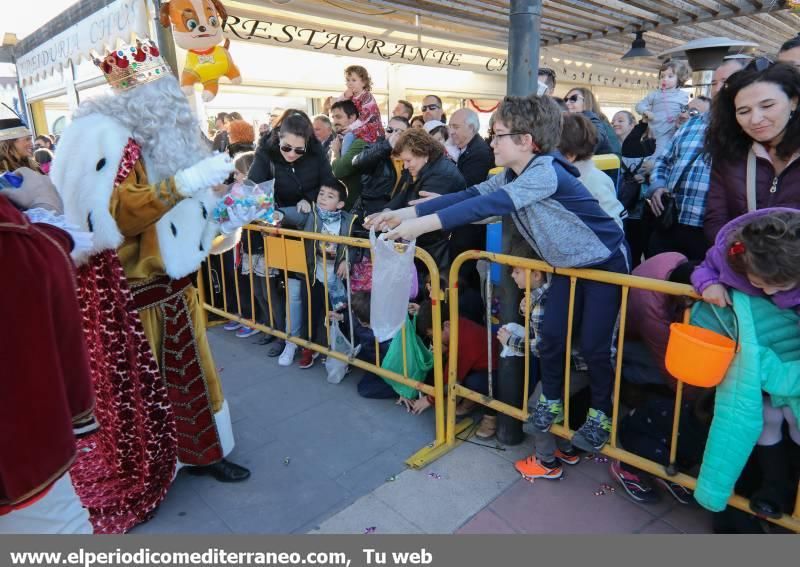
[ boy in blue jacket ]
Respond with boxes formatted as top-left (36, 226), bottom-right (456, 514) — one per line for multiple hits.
top-left (366, 95), bottom-right (629, 451)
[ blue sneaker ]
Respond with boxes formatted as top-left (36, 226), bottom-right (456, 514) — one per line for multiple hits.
top-left (571, 408), bottom-right (612, 452)
top-left (528, 395), bottom-right (564, 433)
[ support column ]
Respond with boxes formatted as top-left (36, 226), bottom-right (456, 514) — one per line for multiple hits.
top-left (496, 0), bottom-right (542, 446)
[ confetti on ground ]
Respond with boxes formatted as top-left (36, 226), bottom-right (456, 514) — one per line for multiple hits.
top-left (594, 483), bottom-right (616, 496)
top-left (427, 472), bottom-right (442, 480)
top-left (385, 475), bottom-right (397, 482)
top-left (363, 527), bottom-right (376, 534)
top-left (217, 367), bottom-right (224, 373)
top-left (584, 454), bottom-right (609, 464)
top-left (283, 457), bottom-right (291, 466)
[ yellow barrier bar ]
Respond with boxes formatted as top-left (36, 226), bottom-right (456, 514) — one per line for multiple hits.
top-left (280, 236), bottom-right (292, 338)
top-left (201, 224), bottom-right (448, 468)
top-left (610, 286), bottom-right (630, 449)
top-left (446, 264), bottom-right (462, 446)
top-left (262, 234), bottom-right (275, 329)
top-left (246, 230), bottom-right (255, 323)
top-left (523, 270), bottom-right (531, 410)
top-left (668, 308), bottom-right (692, 474)
top-left (563, 276), bottom-right (577, 431)
top-left (444, 248), bottom-right (800, 533)
top-left (220, 245), bottom-right (229, 314)
top-left (592, 153), bottom-right (621, 172)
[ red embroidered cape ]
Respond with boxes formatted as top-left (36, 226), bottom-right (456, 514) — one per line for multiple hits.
top-left (69, 140), bottom-right (178, 534)
top-left (0, 196), bottom-right (95, 511)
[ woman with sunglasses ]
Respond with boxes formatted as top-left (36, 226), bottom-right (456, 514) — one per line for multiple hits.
top-left (563, 87), bottom-right (620, 156)
top-left (248, 109), bottom-right (338, 361)
top-left (704, 61), bottom-right (800, 243)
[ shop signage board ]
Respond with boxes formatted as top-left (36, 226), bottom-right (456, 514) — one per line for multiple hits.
top-left (16, 0), bottom-right (149, 85)
top-left (222, 12), bottom-right (658, 90)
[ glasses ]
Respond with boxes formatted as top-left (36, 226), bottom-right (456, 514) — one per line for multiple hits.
top-left (280, 144), bottom-right (306, 155)
top-left (679, 105), bottom-right (701, 117)
top-left (421, 104), bottom-right (440, 111)
top-left (564, 94), bottom-right (584, 103)
top-left (489, 130), bottom-right (528, 139)
top-left (746, 56), bottom-right (774, 73)
top-left (385, 126), bottom-right (405, 134)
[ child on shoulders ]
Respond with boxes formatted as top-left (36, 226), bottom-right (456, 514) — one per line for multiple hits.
top-left (339, 65), bottom-right (385, 154)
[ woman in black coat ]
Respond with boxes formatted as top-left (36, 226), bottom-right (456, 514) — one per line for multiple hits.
top-left (247, 111), bottom-right (338, 358)
top-left (384, 128), bottom-right (466, 264)
top-left (248, 111), bottom-right (337, 208)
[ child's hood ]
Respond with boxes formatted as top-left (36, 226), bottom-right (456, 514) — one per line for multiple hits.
top-left (546, 151), bottom-right (581, 178)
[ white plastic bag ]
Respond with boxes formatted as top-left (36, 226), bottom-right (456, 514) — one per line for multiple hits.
top-left (369, 229), bottom-right (416, 342)
top-left (500, 323), bottom-right (526, 358)
top-left (325, 321), bottom-right (361, 384)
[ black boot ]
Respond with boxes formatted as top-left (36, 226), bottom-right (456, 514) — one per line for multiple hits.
top-left (186, 458), bottom-right (251, 483)
top-left (749, 443), bottom-right (791, 519)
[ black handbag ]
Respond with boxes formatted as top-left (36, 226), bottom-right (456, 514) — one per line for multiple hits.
top-left (650, 192), bottom-right (677, 232)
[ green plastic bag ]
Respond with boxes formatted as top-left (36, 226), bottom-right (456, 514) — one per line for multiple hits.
top-left (381, 316), bottom-right (433, 399)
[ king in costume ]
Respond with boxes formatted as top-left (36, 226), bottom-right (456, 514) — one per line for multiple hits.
top-left (51, 38), bottom-right (250, 534)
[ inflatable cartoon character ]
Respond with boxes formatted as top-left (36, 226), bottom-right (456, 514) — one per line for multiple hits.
top-left (159, 0), bottom-right (241, 101)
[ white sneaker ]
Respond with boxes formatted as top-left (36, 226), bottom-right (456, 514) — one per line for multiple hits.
top-left (278, 342), bottom-right (297, 367)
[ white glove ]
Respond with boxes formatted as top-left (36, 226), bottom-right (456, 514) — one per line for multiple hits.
top-left (220, 203), bottom-right (259, 234)
top-left (175, 153), bottom-right (234, 197)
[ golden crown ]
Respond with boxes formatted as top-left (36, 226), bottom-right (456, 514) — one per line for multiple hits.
top-left (91, 37), bottom-right (172, 91)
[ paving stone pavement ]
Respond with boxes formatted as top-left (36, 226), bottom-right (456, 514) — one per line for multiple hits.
top-left (133, 326), bottom-right (713, 534)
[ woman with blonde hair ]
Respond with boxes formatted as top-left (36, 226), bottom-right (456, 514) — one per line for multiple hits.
top-left (563, 87), bottom-right (620, 155)
top-left (0, 118), bottom-right (40, 172)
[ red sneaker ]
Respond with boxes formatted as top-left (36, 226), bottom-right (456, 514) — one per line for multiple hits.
top-left (298, 348), bottom-right (318, 369)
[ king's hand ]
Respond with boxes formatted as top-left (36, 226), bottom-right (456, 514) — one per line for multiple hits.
top-left (175, 153), bottom-right (234, 197)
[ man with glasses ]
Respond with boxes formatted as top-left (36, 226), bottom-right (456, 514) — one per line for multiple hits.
top-left (676, 96), bottom-right (711, 128)
top-left (330, 100), bottom-right (367, 210)
top-left (351, 116), bottom-right (409, 218)
top-left (646, 59), bottom-right (744, 261)
top-left (422, 95), bottom-right (446, 124)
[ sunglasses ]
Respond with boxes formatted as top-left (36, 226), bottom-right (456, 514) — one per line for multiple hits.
top-left (385, 126), bottom-right (405, 134)
top-left (746, 56), bottom-right (774, 73)
top-left (679, 105), bottom-right (701, 117)
top-left (280, 144), bottom-right (306, 155)
top-left (564, 94), bottom-right (584, 103)
top-left (421, 104), bottom-right (440, 111)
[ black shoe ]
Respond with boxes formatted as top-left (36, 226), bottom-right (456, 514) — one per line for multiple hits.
top-left (749, 444), bottom-right (790, 519)
top-left (257, 335), bottom-right (277, 346)
top-left (267, 340), bottom-right (285, 357)
top-left (185, 459), bottom-right (251, 483)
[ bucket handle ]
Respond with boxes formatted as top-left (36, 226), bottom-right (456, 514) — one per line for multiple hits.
top-left (709, 303), bottom-right (740, 354)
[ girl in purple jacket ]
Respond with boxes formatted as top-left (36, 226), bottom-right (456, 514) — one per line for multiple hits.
top-left (691, 208), bottom-right (800, 518)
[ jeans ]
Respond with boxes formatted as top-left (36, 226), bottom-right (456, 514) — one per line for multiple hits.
top-left (538, 249), bottom-right (628, 415)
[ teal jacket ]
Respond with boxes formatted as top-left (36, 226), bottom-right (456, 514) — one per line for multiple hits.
top-left (692, 290), bottom-right (800, 512)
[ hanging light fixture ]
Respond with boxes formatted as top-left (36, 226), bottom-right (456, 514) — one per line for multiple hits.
top-left (622, 31), bottom-right (654, 60)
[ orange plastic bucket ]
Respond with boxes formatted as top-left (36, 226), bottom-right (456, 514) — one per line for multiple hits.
top-left (665, 322), bottom-right (737, 388)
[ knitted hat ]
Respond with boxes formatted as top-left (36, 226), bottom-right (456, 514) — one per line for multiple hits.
top-left (228, 119), bottom-right (255, 145)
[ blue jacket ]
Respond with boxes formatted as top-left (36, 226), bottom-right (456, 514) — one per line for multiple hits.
top-left (415, 152), bottom-right (625, 268)
top-left (692, 291), bottom-right (800, 512)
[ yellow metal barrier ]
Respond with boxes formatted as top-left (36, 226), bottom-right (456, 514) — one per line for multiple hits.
top-left (446, 249), bottom-right (800, 533)
top-left (199, 224), bottom-right (447, 469)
